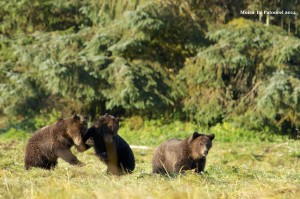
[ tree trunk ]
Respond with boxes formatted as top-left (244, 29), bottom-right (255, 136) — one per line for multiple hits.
top-left (259, 12), bottom-right (263, 22)
top-left (288, 16), bottom-right (291, 34)
top-left (295, 15), bottom-right (298, 35)
top-left (266, 14), bottom-right (270, 26)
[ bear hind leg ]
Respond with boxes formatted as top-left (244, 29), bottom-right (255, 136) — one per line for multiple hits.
top-left (43, 159), bottom-right (58, 170)
top-left (25, 155), bottom-right (56, 170)
top-left (36, 156), bottom-right (57, 170)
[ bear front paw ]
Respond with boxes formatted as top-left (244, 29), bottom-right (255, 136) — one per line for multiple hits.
top-left (77, 161), bottom-right (86, 167)
top-left (85, 138), bottom-right (94, 146)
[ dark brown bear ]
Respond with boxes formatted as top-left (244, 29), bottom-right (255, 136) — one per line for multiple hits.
top-left (24, 114), bottom-right (88, 170)
top-left (152, 132), bottom-right (215, 174)
top-left (84, 114), bottom-right (135, 175)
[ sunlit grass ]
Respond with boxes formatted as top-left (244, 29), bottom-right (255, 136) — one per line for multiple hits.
top-left (0, 121), bottom-right (299, 198)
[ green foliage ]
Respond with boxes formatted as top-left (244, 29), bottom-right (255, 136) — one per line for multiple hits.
top-left (111, 1), bottom-right (207, 69)
top-left (127, 116), bottom-right (144, 130)
top-left (178, 18), bottom-right (300, 136)
top-left (256, 72), bottom-right (300, 134)
top-left (210, 123), bottom-right (287, 143)
top-left (120, 119), bottom-right (197, 146)
top-left (1, 1), bottom-right (300, 137)
top-left (0, 0), bottom-right (207, 120)
top-left (0, 127), bottom-right (29, 140)
top-left (0, 0), bottom-right (88, 34)
top-left (120, 119), bottom-right (288, 146)
top-left (80, 0), bottom-right (144, 26)
top-left (33, 109), bottom-right (62, 129)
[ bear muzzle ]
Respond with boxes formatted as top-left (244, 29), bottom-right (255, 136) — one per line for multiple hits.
top-left (104, 133), bottom-right (114, 143)
top-left (203, 149), bottom-right (209, 156)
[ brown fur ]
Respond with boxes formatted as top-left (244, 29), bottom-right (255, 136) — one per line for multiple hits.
top-left (24, 114), bottom-right (88, 170)
top-left (152, 132), bottom-right (215, 174)
top-left (104, 139), bottom-right (119, 175)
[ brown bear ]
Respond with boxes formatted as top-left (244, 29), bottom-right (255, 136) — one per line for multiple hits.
top-left (24, 114), bottom-right (88, 170)
top-left (83, 113), bottom-right (135, 175)
top-left (152, 132), bottom-right (215, 174)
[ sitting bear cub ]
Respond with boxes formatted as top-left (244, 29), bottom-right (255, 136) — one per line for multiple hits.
top-left (152, 132), bottom-right (215, 174)
top-left (84, 114), bottom-right (135, 175)
top-left (24, 114), bottom-right (88, 170)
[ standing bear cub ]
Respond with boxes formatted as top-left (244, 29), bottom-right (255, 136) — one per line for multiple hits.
top-left (152, 132), bottom-right (215, 174)
top-left (84, 114), bottom-right (135, 175)
top-left (25, 114), bottom-right (88, 170)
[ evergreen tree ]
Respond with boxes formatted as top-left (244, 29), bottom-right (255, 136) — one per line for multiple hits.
top-left (178, 18), bottom-right (300, 136)
top-left (1, 0), bottom-right (300, 137)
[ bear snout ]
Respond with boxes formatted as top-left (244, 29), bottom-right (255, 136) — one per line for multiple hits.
top-left (201, 149), bottom-right (209, 157)
top-left (104, 133), bottom-right (114, 143)
top-left (203, 150), bottom-right (209, 156)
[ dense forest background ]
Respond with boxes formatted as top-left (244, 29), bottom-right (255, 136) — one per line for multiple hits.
top-left (1, 0), bottom-right (300, 137)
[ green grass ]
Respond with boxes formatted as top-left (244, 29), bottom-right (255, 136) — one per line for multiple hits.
top-left (0, 121), bottom-right (299, 199)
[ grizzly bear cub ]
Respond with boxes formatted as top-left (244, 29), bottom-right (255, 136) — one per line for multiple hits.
top-left (24, 114), bottom-right (88, 170)
top-left (152, 132), bottom-right (215, 174)
top-left (84, 114), bottom-right (135, 175)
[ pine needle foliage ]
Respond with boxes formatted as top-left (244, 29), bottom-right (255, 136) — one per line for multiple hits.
top-left (178, 18), bottom-right (300, 136)
top-left (0, 0), bottom-right (88, 35)
top-left (1, 1), bottom-right (300, 137)
top-left (0, 1), bottom-right (207, 119)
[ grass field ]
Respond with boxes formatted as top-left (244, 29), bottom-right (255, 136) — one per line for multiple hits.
top-left (0, 120), bottom-right (299, 199)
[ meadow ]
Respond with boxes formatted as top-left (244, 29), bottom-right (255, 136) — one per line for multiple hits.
top-left (1, 1), bottom-right (300, 198)
top-left (0, 120), bottom-right (299, 199)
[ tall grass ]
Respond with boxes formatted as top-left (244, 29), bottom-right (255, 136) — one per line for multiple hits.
top-left (0, 120), bottom-right (299, 198)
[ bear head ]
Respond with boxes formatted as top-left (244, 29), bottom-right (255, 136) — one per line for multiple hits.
top-left (93, 113), bottom-right (119, 143)
top-left (188, 132), bottom-right (215, 160)
top-left (67, 114), bottom-right (88, 151)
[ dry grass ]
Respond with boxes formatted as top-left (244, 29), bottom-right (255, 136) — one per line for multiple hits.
top-left (0, 123), bottom-right (299, 199)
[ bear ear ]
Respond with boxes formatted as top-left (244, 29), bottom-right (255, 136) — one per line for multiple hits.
top-left (73, 114), bottom-right (80, 122)
top-left (192, 132), bottom-right (201, 140)
top-left (99, 113), bottom-right (109, 120)
top-left (208, 134), bottom-right (215, 140)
